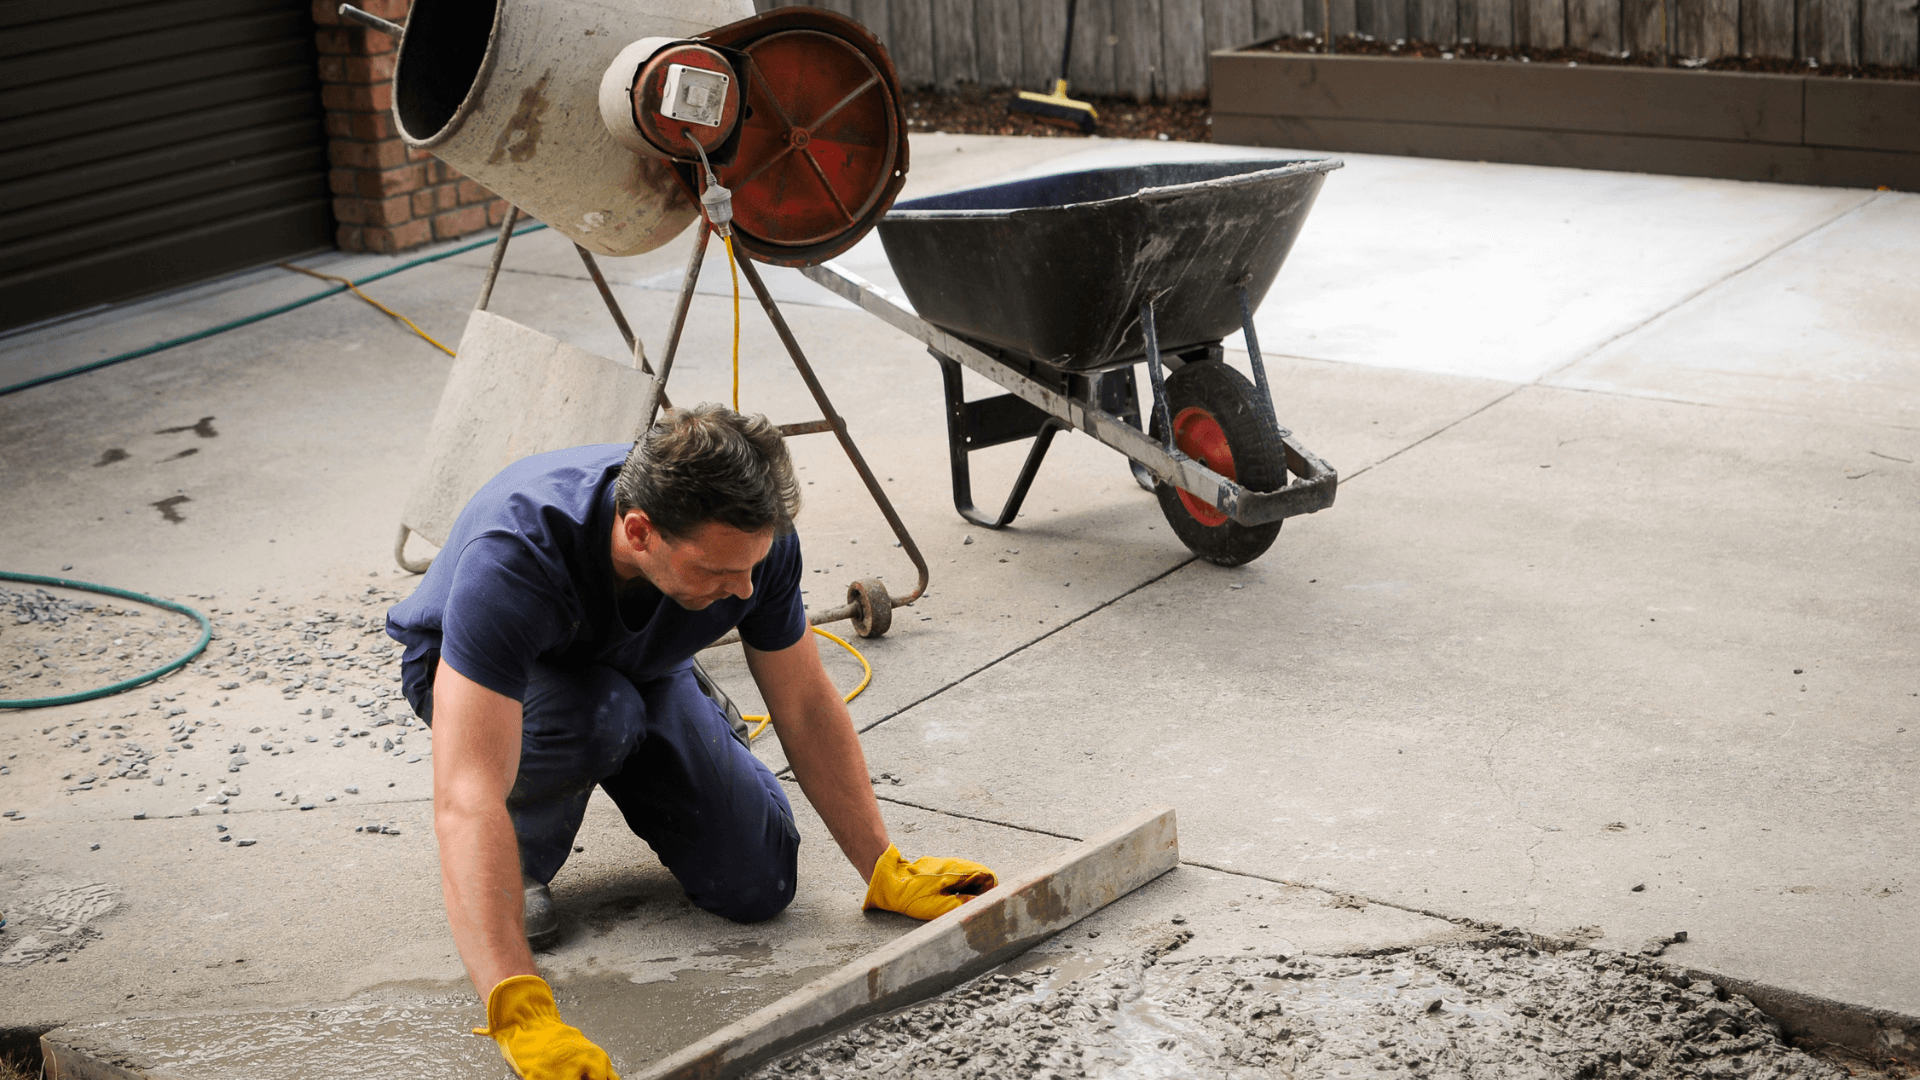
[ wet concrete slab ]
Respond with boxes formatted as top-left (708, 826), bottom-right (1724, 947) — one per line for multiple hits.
top-left (2, 130), bottom-right (1915, 1070)
top-left (853, 381), bottom-right (1920, 1014)
top-left (38, 857), bottom-right (1466, 1079)
top-left (0, 788), bottom-right (1070, 1035)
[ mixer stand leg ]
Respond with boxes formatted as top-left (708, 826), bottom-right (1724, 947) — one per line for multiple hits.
top-left (722, 250), bottom-right (932, 616)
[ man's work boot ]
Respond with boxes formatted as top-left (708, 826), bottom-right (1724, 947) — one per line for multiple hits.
top-left (523, 875), bottom-right (560, 950)
top-left (691, 658), bottom-right (752, 749)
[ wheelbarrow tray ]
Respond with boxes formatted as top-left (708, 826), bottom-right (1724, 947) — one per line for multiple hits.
top-left (875, 158), bottom-right (1340, 373)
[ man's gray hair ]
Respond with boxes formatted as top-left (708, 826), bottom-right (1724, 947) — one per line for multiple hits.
top-left (614, 404), bottom-right (800, 538)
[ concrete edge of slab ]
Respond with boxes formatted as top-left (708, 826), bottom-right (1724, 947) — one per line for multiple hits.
top-left (631, 803), bottom-right (1181, 1080)
top-left (39, 1027), bottom-right (157, 1080)
top-left (1505, 928), bottom-right (1920, 1070)
top-left (1686, 966), bottom-right (1920, 1066)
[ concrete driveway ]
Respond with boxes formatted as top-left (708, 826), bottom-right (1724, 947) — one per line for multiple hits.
top-left (1, 131), bottom-right (1913, 1066)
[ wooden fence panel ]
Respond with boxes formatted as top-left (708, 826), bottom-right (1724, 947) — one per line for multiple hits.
top-left (889, 0), bottom-right (936, 85)
top-left (1515, 0), bottom-right (1567, 45)
top-left (1356, 0), bottom-right (1411, 40)
top-left (775, 0), bottom-right (1914, 97)
top-left (975, 0), bottom-right (1025, 85)
top-left (1413, 0), bottom-right (1460, 41)
top-left (1113, 0), bottom-right (1166, 97)
top-left (1800, 0), bottom-right (1862, 62)
top-left (1329, 0), bottom-right (1360, 38)
top-left (932, 0), bottom-right (979, 86)
top-left (1621, 0), bottom-right (1667, 54)
top-left (850, 0), bottom-right (889, 45)
top-left (1742, 0), bottom-right (1797, 54)
top-left (1206, 0), bottom-right (1258, 47)
top-left (1862, 0), bottom-right (1920, 64)
top-left (1465, 0), bottom-right (1514, 42)
top-left (1252, 0), bottom-right (1309, 36)
top-left (1018, 0), bottom-right (1065, 87)
top-left (1675, 0), bottom-right (1738, 56)
top-left (1566, 0), bottom-right (1621, 50)
top-left (1066, 0), bottom-right (1115, 93)
top-left (1163, 0), bottom-right (1212, 94)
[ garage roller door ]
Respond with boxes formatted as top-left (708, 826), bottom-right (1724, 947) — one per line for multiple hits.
top-left (0, 0), bottom-right (332, 332)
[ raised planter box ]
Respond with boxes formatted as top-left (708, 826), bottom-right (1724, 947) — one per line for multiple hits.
top-left (1209, 51), bottom-right (1920, 191)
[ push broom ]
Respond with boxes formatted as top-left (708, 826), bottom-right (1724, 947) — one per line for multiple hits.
top-left (1011, 0), bottom-right (1098, 133)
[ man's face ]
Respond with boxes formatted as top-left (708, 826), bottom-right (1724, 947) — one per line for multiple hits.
top-left (626, 515), bottom-right (775, 611)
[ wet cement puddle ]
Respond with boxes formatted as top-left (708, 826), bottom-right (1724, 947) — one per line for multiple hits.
top-left (52, 963), bottom-right (835, 1079)
top-left (756, 932), bottom-right (1847, 1079)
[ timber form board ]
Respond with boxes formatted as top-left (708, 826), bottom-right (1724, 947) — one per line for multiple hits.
top-left (1210, 51), bottom-right (1920, 189)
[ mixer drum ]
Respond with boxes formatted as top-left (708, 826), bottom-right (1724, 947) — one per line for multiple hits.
top-left (392, 0), bottom-right (754, 258)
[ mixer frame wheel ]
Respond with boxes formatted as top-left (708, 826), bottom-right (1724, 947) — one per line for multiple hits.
top-left (848, 577), bottom-right (892, 639)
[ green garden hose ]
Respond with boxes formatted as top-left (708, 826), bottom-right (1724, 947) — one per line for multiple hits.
top-left (0, 572), bottom-right (211, 709)
top-left (0, 223), bottom-right (548, 398)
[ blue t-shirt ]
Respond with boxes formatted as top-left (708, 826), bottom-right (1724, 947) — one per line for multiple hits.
top-left (386, 444), bottom-right (807, 703)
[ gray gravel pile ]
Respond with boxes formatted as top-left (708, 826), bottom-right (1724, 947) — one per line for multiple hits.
top-left (7, 579), bottom-right (425, 812)
top-left (0, 586), bottom-right (196, 696)
top-left (183, 584), bottom-right (409, 708)
top-left (756, 932), bottom-right (1844, 1080)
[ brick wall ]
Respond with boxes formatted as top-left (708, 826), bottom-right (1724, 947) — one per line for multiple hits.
top-left (313, 0), bottom-right (507, 253)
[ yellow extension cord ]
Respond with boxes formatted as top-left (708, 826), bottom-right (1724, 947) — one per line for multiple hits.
top-left (716, 234), bottom-right (874, 742)
top-left (287, 237), bottom-right (870, 742)
top-left (277, 262), bottom-right (457, 356)
top-left (726, 232), bottom-right (741, 410)
top-left (745, 625), bottom-right (872, 743)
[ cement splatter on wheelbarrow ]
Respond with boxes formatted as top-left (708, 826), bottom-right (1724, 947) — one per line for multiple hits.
top-left (752, 933), bottom-right (1843, 1080)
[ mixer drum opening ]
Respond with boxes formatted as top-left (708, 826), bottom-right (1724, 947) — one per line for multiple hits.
top-left (395, 0), bottom-right (502, 143)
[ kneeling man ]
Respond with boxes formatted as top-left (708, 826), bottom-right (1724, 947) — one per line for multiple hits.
top-left (388, 405), bottom-right (995, 1079)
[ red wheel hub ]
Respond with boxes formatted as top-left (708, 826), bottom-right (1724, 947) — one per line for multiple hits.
top-left (1172, 405), bottom-right (1234, 527)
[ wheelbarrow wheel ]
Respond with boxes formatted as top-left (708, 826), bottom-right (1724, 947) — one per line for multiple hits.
top-left (1148, 360), bottom-right (1286, 567)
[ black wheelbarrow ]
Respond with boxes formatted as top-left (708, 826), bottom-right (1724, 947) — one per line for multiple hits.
top-left (801, 157), bottom-right (1342, 566)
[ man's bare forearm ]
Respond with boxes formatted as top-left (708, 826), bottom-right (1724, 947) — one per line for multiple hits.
top-left (431, 659), bottom-right (538, 997)
top-left (436, 800), bottom-right (537, 994)
top-left (746, 636), bottom-right (891, 880)
top-left (780, 694), bottom-right (890, 880)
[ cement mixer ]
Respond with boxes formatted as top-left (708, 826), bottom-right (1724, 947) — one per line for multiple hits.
top-left (360, 0), bottom-right (926, 638)
top-left (343, 0), bottom-right (907, 266)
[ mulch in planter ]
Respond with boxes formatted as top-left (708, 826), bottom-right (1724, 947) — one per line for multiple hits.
top-left (902, 85), bottom-right (1213, 142)
top-left (1246, 33), bottom-right (1920, 81)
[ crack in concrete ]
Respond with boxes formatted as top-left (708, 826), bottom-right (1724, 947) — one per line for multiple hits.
top-left (773, 555), bottom-right (1197, 779)
top-left (1343, 191), bottom-right (1890, 485)
top-left (1522, 835), bottom-right (1547, 923)
top-left (1532, 191), bottom-right (1885, 390)
top-left (1485, 714), bottom-right (1519, 803)
top-left (864, 791), bottom-right (1495, 935)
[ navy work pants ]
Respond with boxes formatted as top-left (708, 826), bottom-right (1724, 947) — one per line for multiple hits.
top-left (411, 657), bottom-right (799, 924)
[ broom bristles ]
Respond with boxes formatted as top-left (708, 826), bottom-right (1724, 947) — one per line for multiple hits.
top-left (1011, 92), bottom-right (1097, 134)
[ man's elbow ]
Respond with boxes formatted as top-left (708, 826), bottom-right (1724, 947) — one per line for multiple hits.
top-left (433, 781), bottom-right (508, 840)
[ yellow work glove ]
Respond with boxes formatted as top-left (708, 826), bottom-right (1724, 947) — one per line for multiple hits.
top-left (472, 975), bottom-right (618, 1080)
top-left (862, 844), bottom-right (998, 920)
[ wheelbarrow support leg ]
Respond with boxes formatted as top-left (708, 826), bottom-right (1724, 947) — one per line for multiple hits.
top-left (936, 354), bottom-right (1067, 529)
top-left (1140, 300), bottom-right (1176, 455)
top-left (1237, 285), bottom-right (1276, 422)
